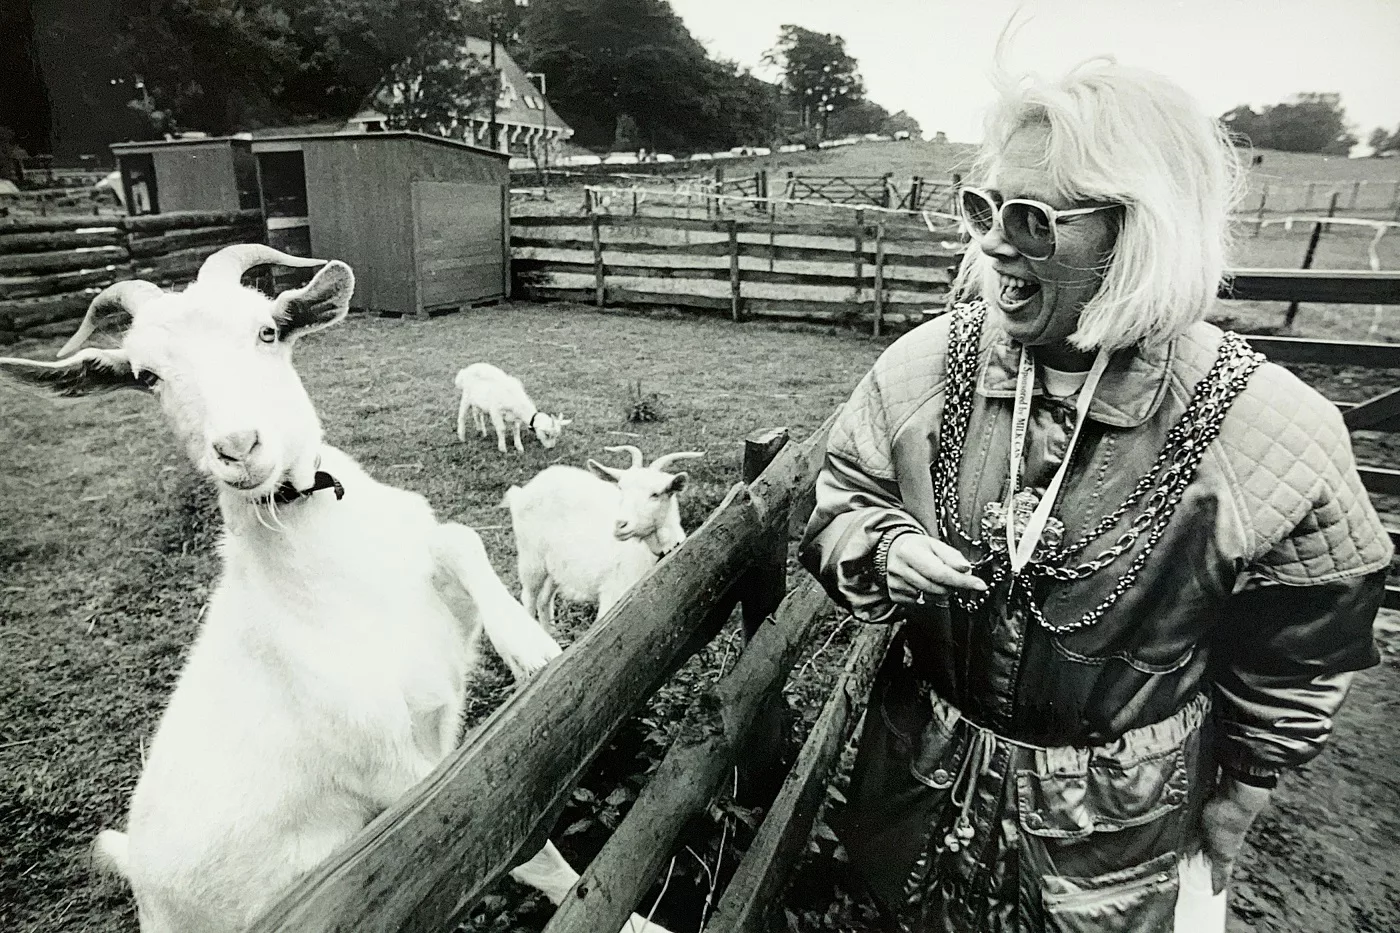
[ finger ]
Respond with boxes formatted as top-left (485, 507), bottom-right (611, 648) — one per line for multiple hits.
top-left (888, 577), bottom-right (948, 605)
top-left (892, 544), bottom-right (987, 592)
top-left (926, 537), bottom-right (973, 573)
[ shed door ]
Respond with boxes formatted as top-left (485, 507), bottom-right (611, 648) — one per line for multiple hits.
top-left (412, 181), bottom-right (505, 309)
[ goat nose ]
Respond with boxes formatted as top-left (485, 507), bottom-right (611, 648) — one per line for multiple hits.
top-left (212, 430), bottom-right (260, 463)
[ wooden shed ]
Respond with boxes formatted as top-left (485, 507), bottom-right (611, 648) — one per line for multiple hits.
top-left (249, 131), bottom-right (511, 315)
top-left (110, 137), bottom-right (261, 217)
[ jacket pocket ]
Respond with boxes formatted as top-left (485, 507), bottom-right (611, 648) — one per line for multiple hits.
top-left (1016, 746), bottom-right (1188, 840)
top-left (1018, 747), bottom-right (1188, 932)
top-left (1040, 850), bottom-right (1180, 933)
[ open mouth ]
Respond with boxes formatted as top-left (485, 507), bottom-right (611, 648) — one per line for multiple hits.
top-left (997, 273), bottom-right (1041, 312)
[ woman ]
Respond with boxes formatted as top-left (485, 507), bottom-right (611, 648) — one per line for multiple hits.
top-left (799, 55), bottom-right (1392, 933)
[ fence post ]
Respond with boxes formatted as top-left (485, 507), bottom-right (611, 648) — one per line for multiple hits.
top-left (853, 209), bottom-right (865, 313)
top-left (1284, 192), bottom-right (1337, 328)
top-left (1324, 190), bottom-right (1340, 232)
top-left (1303, 182), bottom-right (1315, 211)
top-left (591, 214), bottom-right (605, 308)
top-left (910, 174), bottom-right (924, 211)
top-left (1351, 180), bottom-right (1362, 211)
top-left (881, 172), bottom-right (893, 208)
top-left (872, 220), bottom-right (886, 337)
top-left (631, 188), bottom-right (639, 217)
top-left (737, 428), bottom-right (794, 805)
top-left (715, 165), bottom-right (725, 216)
top-left (728, 218), bottom-right (741, 322)
top-left (1254, 182), bottom-right (1268, 237)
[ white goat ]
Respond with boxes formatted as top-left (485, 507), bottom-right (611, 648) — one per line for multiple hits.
top-left (505, 445), bottom-right (703, 627)
top-left (455, 362), bottom-right (570, 453)
top-left (0, 245), bottom-right (668, 933)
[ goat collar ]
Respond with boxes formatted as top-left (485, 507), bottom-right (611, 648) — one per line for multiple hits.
top-left (528, 411), bottom-right (543, 431)
top-left (270, 469), bottom-right (345, 506)
top-left (644, 535), bottom-right (680, 559)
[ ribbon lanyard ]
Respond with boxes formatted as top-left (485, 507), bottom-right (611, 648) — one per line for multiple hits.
top-left (1004, 346), bottom-right (1111, 574)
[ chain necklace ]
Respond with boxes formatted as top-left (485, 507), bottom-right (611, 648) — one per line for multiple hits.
top-left (933, 301), bottom-right (1265, 635)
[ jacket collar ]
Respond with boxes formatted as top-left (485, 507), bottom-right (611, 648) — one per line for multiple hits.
top-left (975, 322), bottom-right (1175, 429)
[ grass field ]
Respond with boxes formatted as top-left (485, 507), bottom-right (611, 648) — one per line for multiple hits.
top-left (2, 296), bottom-right (1398, 933)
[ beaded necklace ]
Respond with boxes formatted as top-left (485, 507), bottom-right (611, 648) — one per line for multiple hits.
top-left (933, 301), bottom-right (1265, 635)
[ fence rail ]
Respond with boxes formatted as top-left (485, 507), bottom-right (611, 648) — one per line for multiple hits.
top-left (512, 213), bottom-right (959, 336)
top-left (0, 209), bottom-right (264, 343)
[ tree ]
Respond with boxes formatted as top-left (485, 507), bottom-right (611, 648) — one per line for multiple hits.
top-left (1368, 125), bottom-right (1400, 156)
top-left (517, 0), bottom-right (774, 153)
top-left (116, 0), bottom-right (300, 134)
top-left (1219, 93), bottom-right (1357, 155)
top-left (763, 25), bottom-right (863, 139)
top-left (295, 0), bottom-right (503, 136)
top-left (882, 110), bottom-right (922, 139)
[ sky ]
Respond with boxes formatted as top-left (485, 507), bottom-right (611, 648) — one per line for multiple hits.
top-left (666, 0), bottom-right (1400, 148)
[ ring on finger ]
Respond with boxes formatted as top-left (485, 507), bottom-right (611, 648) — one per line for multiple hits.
top-left (915, 592), bottom-right (926, 605)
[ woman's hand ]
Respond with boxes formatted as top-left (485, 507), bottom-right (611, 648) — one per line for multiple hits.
top-left (1201, 775), bottom-right (1273, 895)
top-left (886, 533), bottom-right (987, 606)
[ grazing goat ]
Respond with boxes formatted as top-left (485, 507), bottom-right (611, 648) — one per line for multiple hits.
top-left (505, 445), bottom-right (703, 627)
top-left (455, 362), bottom-right (570, 453)
top-left (0, 245), bottom-right (668, 933)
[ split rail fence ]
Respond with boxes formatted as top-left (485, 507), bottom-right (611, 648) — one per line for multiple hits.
top-left (0, 209), bottom-right (264, 343)
top-left (512, 213), bottom-right (961, 337)
top-left (242, 270), bottom-right (1399, 933)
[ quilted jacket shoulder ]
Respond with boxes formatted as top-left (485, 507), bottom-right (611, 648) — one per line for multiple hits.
top-left (1176, 322), bottom-right (1394, 585)
top-left (827, 310), bottom-right (957, 480)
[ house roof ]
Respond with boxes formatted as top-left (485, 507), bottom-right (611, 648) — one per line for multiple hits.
top-left (349, 37), bottom-right (573, 136)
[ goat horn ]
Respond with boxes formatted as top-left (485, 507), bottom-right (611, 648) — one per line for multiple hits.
top-left (603, 445), bottom-right (645, 469)
top-left (57, 280), bottom-right (165, 358)
top-left (196, 244), bottom-right (326, 286)
top-left (650, 451), bottom-right (705, 472)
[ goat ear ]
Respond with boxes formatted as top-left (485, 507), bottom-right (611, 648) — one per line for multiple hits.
top-left (273, 261), bottom-right (354, 340)
top-left (587, 459), bottom-right (623, 484)
top-left (666, 471), bottom-right (689, 494)
top-left (0, 349), bottom-right (146, 398)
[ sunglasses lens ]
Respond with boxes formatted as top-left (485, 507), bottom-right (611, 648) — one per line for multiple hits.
top-left (959, 190), bottom-right (997, 236)
top-left (1003, 203), bottom-right (1055, 260)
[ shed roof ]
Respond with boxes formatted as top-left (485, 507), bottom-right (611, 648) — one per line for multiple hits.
top-left (111, 136), bottom-right (251, 153)
top-left (247, 130), bottom-right (510, 160)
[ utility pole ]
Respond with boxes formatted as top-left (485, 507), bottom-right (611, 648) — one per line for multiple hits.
top-left (488, 27), bottom-right (500, 152)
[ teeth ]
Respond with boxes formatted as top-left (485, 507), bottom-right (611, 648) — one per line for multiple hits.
top-left (997, 273), bottom-right (1037, 305)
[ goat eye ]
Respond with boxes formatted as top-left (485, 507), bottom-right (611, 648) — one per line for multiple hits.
top-left (258, 325), bottom-right (278, 344)
top-left (136, 369), bottom-right (161, 389)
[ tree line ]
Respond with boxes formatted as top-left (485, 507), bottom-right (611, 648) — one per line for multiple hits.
top-left (1221, 92), bottom-right (1396, 157)
top-left (4, 0), bottom-right (924, 169)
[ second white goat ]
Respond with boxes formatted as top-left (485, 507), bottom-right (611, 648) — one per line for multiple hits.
top-left (455, 362), bottom-right (570, 453)
top-left (505, 445), bottom-right (703, 626)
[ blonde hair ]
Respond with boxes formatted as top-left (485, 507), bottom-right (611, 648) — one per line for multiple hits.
top-left (953, 43), bottom-right (1246, 352)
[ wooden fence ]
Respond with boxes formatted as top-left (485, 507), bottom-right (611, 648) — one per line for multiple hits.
top-left (512, 213), bottom-right (960, 337)
top-left (0, 209), bottom-right (265, 343)
top-left (1245, 179), bottom-right (1400, 220)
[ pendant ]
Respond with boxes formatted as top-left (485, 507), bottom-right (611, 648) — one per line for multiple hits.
top-left (982, 488), bottom-right (1064, 559)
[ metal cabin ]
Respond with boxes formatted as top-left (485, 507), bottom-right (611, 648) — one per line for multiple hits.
top-left (110, 137), bottom-right (261, 216)
top-left (250, 131), bottom-right (511, 316)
